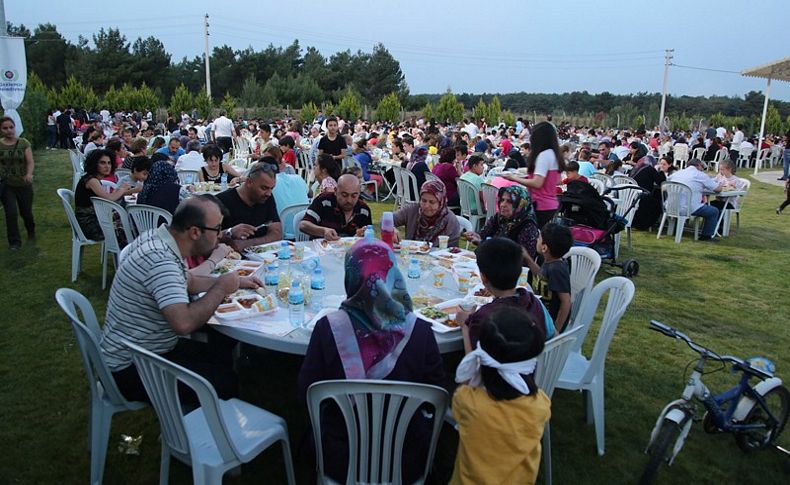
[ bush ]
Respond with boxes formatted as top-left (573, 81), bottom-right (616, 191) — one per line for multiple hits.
top-left (422, 102), bottom-right (434, 120)
top-left (336, 86), bottom-right (362, 121)
top-left (220, 92), bottom-right (237, 116)
top-left (194, 87), bottom-right (213, 119)
top-left (375, 92), bottom-right (401, 122)
top-left (300, 101), bottom-right (318, 124)
top-left (436, 90), bottom-right (464, 123)
top-left (56, 75), bottom-right (99, 109)
top-left (18, 72), bottom-right (50, 148)
top-left (168, 83), bottom-right (194, 117)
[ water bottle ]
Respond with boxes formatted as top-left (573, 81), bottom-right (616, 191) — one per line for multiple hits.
top-left (278, 241), bottom-right (291, 260)
top-left (364, 225), bottom-right (375, 241)
top-left (288, 281), bottom-right (305, 327)
top-left (310, 267), bottom-right (325, 311)
top-left (220, 172), bottom-right (228, 190)
top-left (264, 264), bottom-right (279, 287)
top-left (381, 211), bottom-right (395, 248)
top-left (407, 258), bottom-right (421, 279)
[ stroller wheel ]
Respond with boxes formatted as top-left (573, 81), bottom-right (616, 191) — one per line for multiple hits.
top-left (622, 259), bottom-right (639, 277)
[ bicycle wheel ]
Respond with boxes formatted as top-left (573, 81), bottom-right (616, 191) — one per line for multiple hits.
top-left (735, 385), bottom-right (790, 452)
top-left (639, 418), bottom-right (687, 485)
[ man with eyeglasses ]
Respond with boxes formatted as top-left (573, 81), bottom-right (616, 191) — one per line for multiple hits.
top-left (100, 195), bottom-right (262, 403)
top-left (216, 162), bottom-right (283, 251)
top-left (299, 173), bottom-right (372, 240)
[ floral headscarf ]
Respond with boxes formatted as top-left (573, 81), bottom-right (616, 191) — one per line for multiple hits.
top-left (138, 161), bottom-right (179, 205)
top-left (415, 179), bottom-right (451, 243)
top-left (328, 240), bottom-right (416, 379)
top-left (407, 145), bottom-right (429, 170)
top-left (494, 185), bottom-right (537, 239)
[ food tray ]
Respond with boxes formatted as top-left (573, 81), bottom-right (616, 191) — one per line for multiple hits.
top-left (414, 298), bottom-right (467, 333)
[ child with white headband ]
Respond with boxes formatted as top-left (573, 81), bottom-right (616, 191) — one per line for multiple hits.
top-left (449, 306), bottom-right (550, 485)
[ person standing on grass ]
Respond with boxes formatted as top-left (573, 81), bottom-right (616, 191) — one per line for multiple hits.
top-left (0, 116), bottom-right (36, 250)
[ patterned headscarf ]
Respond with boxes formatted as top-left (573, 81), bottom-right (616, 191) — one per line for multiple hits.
top-left (328, 240), bottom-right (416, 378)
top-left (415, 179), bottom-right (451, 243)
top-left (138, 161), bottom-right (179, 205)
top-left (407, 145), bottom-right (429, 170)
top-left (500, 139), bottom-right (513, 157)
top-left (494, 185), bottom-right (537, 239)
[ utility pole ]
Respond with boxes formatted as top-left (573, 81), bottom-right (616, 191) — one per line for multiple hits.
top-left (658, 49), bottom-right (674, 133)
top-left (0, 0), bottom-right (7, 35)
top-left (204, 14), bottom-right (211, 98)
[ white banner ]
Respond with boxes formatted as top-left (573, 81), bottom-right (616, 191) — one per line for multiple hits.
top-left (0, 36), bottom-right (27, 137)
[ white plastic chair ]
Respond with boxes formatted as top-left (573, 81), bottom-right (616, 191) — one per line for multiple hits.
top-left (306, 379), bottom-right (448, 485)
top-left (99, 180), bottom-right (118, 193)
top-left (127, 204), bottom-right (172, 239)
top-left (455, 215), bottom-right (473, 249)
top-left (401, 169), bottom-right (420, 206)
top-left (717, 178), bottom-right (751, 237)
top-left (424, 172), bottom-right (441, 184)
top-left (768, 144), bottom-right (783, 168)
top-left (55, 288), bottom-right (147, 485)
top-left (611, 185), bottom-right (642, 254)
top-left (656, 181), bottom-right (702, 244)
top-left (534, 326), bottom-right (584, 485)
top-left (588, 178), bottom-right (606, 195)
top-left (292, 209), bottom-right (310, 242)
top-left (736, 145), bottom-right (754, 169)
top-left (589, 173), bottom-right (614, 190)
top-left (177, 169), bottom-right (200, 186)
top-left (691, 147), bottom-right (706, 162)
top-left (556, 276), bottom-right (636, 456)
top-left (711, 148), bottom-right (729, 173)
top-left (391, 166), bottom-right (406, 209)
top-left (124, 341), bottom-right (296, 485)
top-left (69, 149), bottom-right (85, 193)
top-left (480, 182), bottom-right (499, 221)
top-left (91, 197), bottom-right (134, 289)
top-left (58, 188), bottom-right (103, 282)
top-left (115, 168), bottom-right (132, 181)
top-left (457, 178), bottom-right (485, 231)
top-left (673, 144), bottom-right (689, 169)
top-left (297, 150), bottom-right (313, 183)
top-left (754, 148), bottom-right (771, 170)
top-left (279, 203), bottom-right (309, 241)
top-left (612, 175), bottom-right (637, 186)
top-left (564, 247), bottom-right (602, 329)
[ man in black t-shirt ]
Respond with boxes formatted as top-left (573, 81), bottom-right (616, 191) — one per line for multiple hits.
top-left (216, 163), bottom-right (283, 251)
top-left (317, 116), bottom-right (346, 162)
top-left (299, 174), bottom-right (371, 240)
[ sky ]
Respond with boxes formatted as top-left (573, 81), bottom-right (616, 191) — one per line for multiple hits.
top-left (6, 0), bottom-right (790, 101)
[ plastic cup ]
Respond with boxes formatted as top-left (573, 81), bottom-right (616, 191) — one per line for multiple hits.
top-left (294, 242), bottom-right (305, 260)
top-left (518, 266), bottom-right (530, 287)
top-left (457, 270), bottom-right (472, 294)
top-left (433, 268), bottom-right (446, 288)
top-left (438, 235), bottom-right (449, 250)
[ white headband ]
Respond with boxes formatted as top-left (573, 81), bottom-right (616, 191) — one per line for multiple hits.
top-left (455, 342), bottom-right (537, 395)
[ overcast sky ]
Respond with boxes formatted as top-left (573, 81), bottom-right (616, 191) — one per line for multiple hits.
top-left (6, 0), bottom-right (790, 101)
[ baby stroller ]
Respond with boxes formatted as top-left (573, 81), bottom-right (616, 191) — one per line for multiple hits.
top-left (556, 180), bottom-right (644, 277)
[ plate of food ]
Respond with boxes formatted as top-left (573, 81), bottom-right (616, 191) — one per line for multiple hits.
top-left (394, 240), bottom-right (432, 254)
top-left (414, 299), bottom-right (468, 333)
top-left (317, 237), bottom-right (361, 253)
top-left (210, 258), bottom-right (238, 275)
top-left (246, 240), bottom-right (295, 254)
top-left (214, 289), bottom-right (278, 320)
top-left (431, 247), bottom-right (476, 263)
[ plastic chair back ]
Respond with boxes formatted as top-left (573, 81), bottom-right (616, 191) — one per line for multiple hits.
top-left (455, 214), bottom-right (473, 234)
top-left (588, 178), bottom-right (606, 195)
top-left (307, 379), bottom-right (448, 485)
top-left (673, 144), bottom-right (689, 167)
top-left (564, 247), bottom-right (602, 328)
top-left (279, 203), bottom-right (309, 240)
top-left (127, 204), bottom-right (172, 238)
top-left (480, 183), bottom-right (499, 220)
top-left (401, 169), bottom-right (420, 205)
top-left (569, 276), bottom-right (635, 366)
top-left (691, 147), bottom-right (706, 161)
top-left (55, 288), bottom-right (132, 408)
top-left (91, 197), bottom-right (133, 253)
top-left (589, 173), bottom-right (614, 189)
top-left (125, 341), bottom-right (238, 465)
top-left (176, 170), bottom-right (200, 186)
top-left (612, 175), bottom-right (637, 186)
top-left (535, 326), bottom-right (583, 398)
top-left (458, 178), bottom-right (483, 224)
top-left (661, 181), bottom-right (693, 218)
top-left (58, 188), bottom-right (92, 243)
top-left (424, 172), bottom-right (441, 184)
top-left (391, 166), bottom-right (405, 207)
top-left (99, 180), bottom-right (118, 193)
top-left (70, 151), bottom-right (85, 192)
top-left (292, 209), bottom-right (309, 242)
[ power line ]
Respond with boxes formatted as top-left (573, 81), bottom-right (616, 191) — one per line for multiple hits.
top-left (671, 63), bottom-right (740, 74)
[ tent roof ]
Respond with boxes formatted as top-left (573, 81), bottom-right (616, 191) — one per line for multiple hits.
top-left (741, 57), bottom-right (790, 82)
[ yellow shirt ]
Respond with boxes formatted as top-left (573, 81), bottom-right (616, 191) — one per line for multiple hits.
top-left (450, 385), bottom-right (551, 485)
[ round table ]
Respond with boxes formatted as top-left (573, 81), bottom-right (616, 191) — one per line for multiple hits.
top-left (213, 244), bottom-right (465, 355)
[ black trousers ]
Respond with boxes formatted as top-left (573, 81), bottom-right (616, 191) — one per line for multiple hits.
top-left (216, 136), bottom-right (232, 154)
top-left (1, 183), bottom-right (35, 245)
top-left (58, 130), bottom-right (74, 149)
top-left (112, 327), bottom-right (238, 406)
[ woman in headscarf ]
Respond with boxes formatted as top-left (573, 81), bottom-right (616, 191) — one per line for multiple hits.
top-left (405, 145), bottom-right (431, 199)
top-left (466, 185), bottom-right (541, 259)
top-left (297, 240), bottom-right (445, 485)
top-left (392, 179), bottom-right (461, 247)
top-left (432, 147), bottom-right (462, 206)
top-left (137, 160), bottom-right (184, 214)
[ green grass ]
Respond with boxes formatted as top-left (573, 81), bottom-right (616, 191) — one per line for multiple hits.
top-left (1, 149), bottom-right (788, 484)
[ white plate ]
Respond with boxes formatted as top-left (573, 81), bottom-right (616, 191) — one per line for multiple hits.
top-left (414, 298), bottom-right (467, 333)
top-left (394, 240), bottom-right (432, 254)
top-left (315, 237), bottom-right (362, 253)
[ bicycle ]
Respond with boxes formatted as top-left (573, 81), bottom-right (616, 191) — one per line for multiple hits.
top-left (639, 320), bottom-right (789, 485)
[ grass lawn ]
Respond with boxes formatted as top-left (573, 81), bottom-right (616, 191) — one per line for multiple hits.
top-left (1, 149), bottom-right (788, 484)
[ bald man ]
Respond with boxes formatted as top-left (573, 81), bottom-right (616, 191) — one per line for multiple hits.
top-left (300, 173), bottom-right (373, 240)
top-left (100, 195), bottom-right (262, 403)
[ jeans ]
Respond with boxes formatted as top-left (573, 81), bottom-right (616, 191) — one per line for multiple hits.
top-left (692, 204), bottom-right (719, 237)
top-left (783, 149), bottom-right (790, 179)
top-left (47, 125), bottom-right (57, 148)
top-left (1, 183), bottom-right (35, 246)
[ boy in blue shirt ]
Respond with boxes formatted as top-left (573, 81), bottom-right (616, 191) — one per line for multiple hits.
top-left (524, 223), bottom-right (572, 332)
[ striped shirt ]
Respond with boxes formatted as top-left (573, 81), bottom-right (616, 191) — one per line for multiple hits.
top-left (100, 225), bottom-right (189, 371)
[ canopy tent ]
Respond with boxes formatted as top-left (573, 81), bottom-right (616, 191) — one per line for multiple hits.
top-left (741, 57), bottom-right (790, 175)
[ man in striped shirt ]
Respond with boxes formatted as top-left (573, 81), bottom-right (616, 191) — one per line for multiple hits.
top-left (100, 195), bottom-right (262, 403)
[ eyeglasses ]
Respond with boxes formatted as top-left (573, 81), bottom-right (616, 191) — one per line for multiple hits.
top-left (196, 224), bottom-right (222, 233)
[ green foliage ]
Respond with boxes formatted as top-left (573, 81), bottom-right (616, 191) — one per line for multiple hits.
top-left (502, 110), bottom-right (516, 128)
top-left (239, 75), bottom-right (265, 108)
top-left (322, 101), bottom-right (335, 116)
top-left (168, 83), bottom-right (194, 116)
top-left (220, 92), bottom-right (237, 116)
top-left (102, 85), bottom-right (122, 112)
top-left (135, 83), bottom-right (160, 112)
top-left (435, 90), bottom-right (464, 123)
top-left (765, 104), bottom-right (783, 136)
top-left (17, 72), bottom-right (50, 148)
top-left (194, 88), bottom-right (214, 119)
top-left (300, 101), bottom-right (318, 124)
top-left (487, 96), bottom-right (502, 123)
top-left (337, 86), bottom-right (362, 121)
top-left (54, 75), bottom-right (100, 109)
top-left (472, 98), bottom-right (487, 121)
top-left (375, 93), bottom-right (401, 122)
top-left (671, 112), bottom-right (691, 131)
top-left (422, 102), bottom-right (434, 120)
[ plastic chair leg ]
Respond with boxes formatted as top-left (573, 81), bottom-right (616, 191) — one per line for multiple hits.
top-left (159, 444), bottom-right (171, 485)
top-left (626, 227), bottom-right (632, 250)
top-left (592, 381), bottom-right (605, 456)
top-left (542, 421), bottom-right (553, 485)
top-left (72, 240), bottom-right (81, 282)
top-left (674, 217), bottom-right (686, 244)
top-left (101, 250), bottom-right (109, 290)
top-left (656, 214), bottom-right (667, 239)
top-left (89, 401), bottom-right (113, 485)
top-left (281, 438), bottom-right (297, 485)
